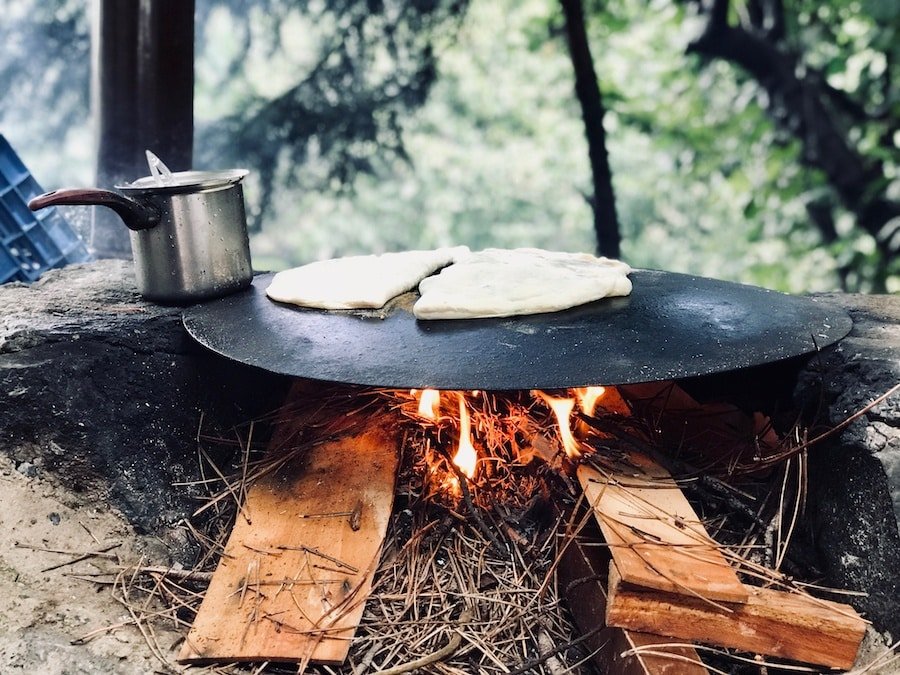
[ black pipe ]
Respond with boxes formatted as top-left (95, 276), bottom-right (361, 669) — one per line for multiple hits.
top-left (92, 0), bottom-right (194, 258)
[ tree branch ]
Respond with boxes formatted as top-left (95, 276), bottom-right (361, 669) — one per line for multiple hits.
top-left (709, 0), bottom-right (730, 29)
top-left (767, 0), bottom-right (785, 41)
top-left (687, 9), bottom-right (900, 261)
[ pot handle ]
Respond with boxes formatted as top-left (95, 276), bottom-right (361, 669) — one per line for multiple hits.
top-left (28, 188), bottom-right (160, 231)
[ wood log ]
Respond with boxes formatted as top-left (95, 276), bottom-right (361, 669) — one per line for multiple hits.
top-left (577, 452), bottom-right (748, 603)
top-left (555, 502), bottom-right (709, 674)
top-left (179, 414), bottom-right (400, 665)
top-left (607, 563), bottom-right (866, 670)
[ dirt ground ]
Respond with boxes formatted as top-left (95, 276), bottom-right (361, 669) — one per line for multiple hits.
top-left (0, 452), bottom-right (182, 674)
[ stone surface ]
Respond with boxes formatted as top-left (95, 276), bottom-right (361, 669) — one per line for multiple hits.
top-left (803, 294), bottom-right (900, 521)
top-left (795, 293), bottom-right (900, 641)
top-left (0, 261), bottom-right (290, 535)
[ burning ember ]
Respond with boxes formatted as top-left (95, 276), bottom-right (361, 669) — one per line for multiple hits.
top-left (575, 385), bottom-right (606, 416)
top-left (400, 380), bottom-right (783, 509)
top-left (414, 387), bottom-right (441, 419)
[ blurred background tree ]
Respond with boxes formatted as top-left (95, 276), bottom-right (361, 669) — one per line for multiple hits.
top-left (1, 0), bottom-right (896, 292)
top-left (682, 0), bottom-right (900, 290)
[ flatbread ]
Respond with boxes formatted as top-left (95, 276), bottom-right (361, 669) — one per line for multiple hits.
top-left (266, 247), bottom-right (470, 309)
top-left (413, 248), bottom-right (631, 320)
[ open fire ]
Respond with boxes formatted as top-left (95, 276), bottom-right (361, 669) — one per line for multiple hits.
top-left (415, 386), bottom-right (611, 466)
top-left (402, 385), bottom-right (626, 500)
top-left (174, 377), bottom-right (877, 673)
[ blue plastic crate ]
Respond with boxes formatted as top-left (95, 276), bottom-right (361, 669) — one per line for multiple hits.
top-left (5, 234), bottom-right (44, 282)
top-left (0, 242), bottom-right (17, 283)
top-left (0, 134), bottom-right (92, 284)
top-left (40, 209), bottom-right (90, 260)
top-left (1, 186), bottom-right (36, 230)
top-left (0, 189), bottom-right (20, 240)
top-left (0, 140), bottom-right (27, 184)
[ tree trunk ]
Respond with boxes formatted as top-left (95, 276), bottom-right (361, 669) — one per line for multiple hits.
top-left (559, 0), bottom-right (621, 259)
top-left (92, 0), bottom-right (194, 259)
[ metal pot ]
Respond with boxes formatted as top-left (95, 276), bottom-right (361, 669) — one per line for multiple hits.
top-left (28, 169), bottom-right (253, 304)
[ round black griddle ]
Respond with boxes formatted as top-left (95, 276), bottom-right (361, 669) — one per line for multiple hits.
top-left (182, 270), bottom-right (852, 390)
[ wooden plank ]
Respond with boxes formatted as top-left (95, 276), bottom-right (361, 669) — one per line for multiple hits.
top-left (607, 563), bottom-right (866, 670)
top-left (576, 451), bottom-right (748, 603)
top-left (179, 419), bottom-right (400, 665)
top-left (555, 501), bottom-right (710, 675)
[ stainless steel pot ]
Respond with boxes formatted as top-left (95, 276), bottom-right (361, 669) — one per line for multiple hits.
top-left (28, 169), bottom-right (253, 304)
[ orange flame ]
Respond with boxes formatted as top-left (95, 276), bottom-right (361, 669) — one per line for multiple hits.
top-left (575, 386), bottom-right (606, 416)
top-left (534, 391), bottom-right (582, 459)
top-left (416, 388), bottom-right (441, 419)
top-left (452, 394), bottom-right (477, 478)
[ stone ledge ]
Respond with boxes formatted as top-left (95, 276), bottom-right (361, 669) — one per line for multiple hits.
top-left (793, 292), bottom-right (900, 639)
top-left (799, 292), bottom-right (900, 519)
top-left (0, 260), bottom-right (290, 533)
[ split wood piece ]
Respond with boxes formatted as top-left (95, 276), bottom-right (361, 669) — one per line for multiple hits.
top-left (179, 420), bottom-right (400, 666)
top-left (554, 501), bottom-right (709, 675)
top-left (577, 451), bottom-right (748, 603)
top-left (607, 563), bottom-right (866, 670)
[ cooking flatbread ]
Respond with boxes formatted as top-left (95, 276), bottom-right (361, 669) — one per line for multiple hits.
top-left (413, 248), bottom-right (631, 320)
top-left (267, 246), bottom-right (470, 309)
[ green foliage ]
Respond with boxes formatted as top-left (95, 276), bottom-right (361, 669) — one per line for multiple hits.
top-left (255, 0), bottom-right (881, 292)
top-left (251, 0), bottom-right (597, 268)
top-left (0, 0), bottom-right (92, 186)
top-left (1, 0), bottom-right (895, 292)
top-left (193, 0), bottom-right (470, 225)
top-left (599, 0), bottom-right (899, 291)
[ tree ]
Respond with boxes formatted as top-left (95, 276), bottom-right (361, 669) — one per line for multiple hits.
top-left (0, 0), bottom-right (468, 227)
top-left (559, 0), bottom-right (621, 258)
top-left (192, 0), bottom-right (470, 225)
top-left (682, 0), bottom-right (899, 289)
top-left (1, 0), bottom-right (895, 291)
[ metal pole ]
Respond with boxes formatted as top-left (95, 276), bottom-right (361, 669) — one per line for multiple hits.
top-left (91, 0), bottom-right (194, 259)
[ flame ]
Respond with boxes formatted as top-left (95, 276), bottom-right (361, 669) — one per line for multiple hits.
top-left (411, 386), bottom-right (612, 488)
top-left (416, 388), bottom-right (441, 419)
top-left (575, 386), bottom-right (606, 416)
top-left (452, 394), bottom-right (478, 478)
top-left (534, 391), bottom-right (582, 459)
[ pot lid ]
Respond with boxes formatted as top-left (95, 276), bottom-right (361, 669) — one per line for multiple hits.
top-left (116, 169), bottom-right (249, 195)
top-left (182, 270), bottom-right (853, 390)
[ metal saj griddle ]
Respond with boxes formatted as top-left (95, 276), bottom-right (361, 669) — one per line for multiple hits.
top-left (182, 269), bottom-right (852, 390)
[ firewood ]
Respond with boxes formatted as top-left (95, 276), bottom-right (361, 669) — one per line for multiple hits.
top-left (554, 501), bottom-right (709, 675)
top-left (607, 563), bottom-right (866, 670)
top-left (178, 416), bottom-right (400, 666)
top-left (577, 451), bottom-right (748, 604)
